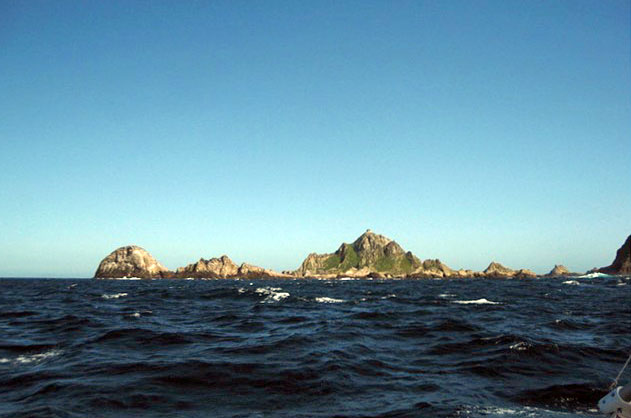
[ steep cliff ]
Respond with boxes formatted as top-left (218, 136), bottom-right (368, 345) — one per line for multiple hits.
top-left (598, 235), bottom-right (631, 275)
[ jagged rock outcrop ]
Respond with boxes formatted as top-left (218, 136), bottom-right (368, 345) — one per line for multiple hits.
top-left (175, 255), bottom-right (292, 279)
top-left (480, 262), bottom-right (535, 278)
top-left (515, 268), bottom-right (537, 278)
top-left (452, 269), bottom-right (476, 278)
top-left (294, 229), bottom-right (450, 278)
top-left (236, 263), bottom-right (293, 279)
top-left (482, 262), bottom-right (515, 278)
top-left (176, 255), bottom-right (239, 277)
top-left (545, 265), bottom-right (572, 277)
top-left (598, 235), bottom-right (631, 275)
top-left (408, 259), bottom-right (454, 278)
top-left (94, 245), bottom-right (171, 278)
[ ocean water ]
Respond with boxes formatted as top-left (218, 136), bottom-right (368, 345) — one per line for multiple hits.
top-left (0, 276), bottom-right (629, 417)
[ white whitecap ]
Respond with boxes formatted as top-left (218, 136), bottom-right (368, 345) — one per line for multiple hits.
top-left (314, 297), bottom-right (345, 303)
top-left (563, 280), bottom-right (580, 285)
top-left (0, 349), bottom-right (63, 365)
top-left (102, 292), bottom-right (128, 299)
top-left (453, 298), bottom-right (499, 305)
top-left (510, 342), bottom-right (529, 351)
top-left (255, 287), bottom-right (289, 303)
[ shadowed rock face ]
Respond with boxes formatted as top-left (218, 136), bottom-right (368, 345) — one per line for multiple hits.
top-left (94, 246), bottom-right (170, 278)
top-left (294, 229), bottom-right (446, 277)
top-left (598, 235), bottom-right (631, 275)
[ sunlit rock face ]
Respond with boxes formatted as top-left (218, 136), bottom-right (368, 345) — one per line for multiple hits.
top-left (174, 255), bottom-right (293, 279)
top-left (176, 255), bottom-right (239, 278)
top-left (94, 245), bottom-right (170, 278)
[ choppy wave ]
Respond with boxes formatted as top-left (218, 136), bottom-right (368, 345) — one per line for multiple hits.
top-left (576, 272), bottom-right (613, 279)
top-left (0, 276), bottom-right (628, 417)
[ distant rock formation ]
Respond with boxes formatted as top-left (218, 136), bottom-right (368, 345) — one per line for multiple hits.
top-left (545, 265), bottom-right (572, 277)
top-left (598, 235), bottom-right (631, 275)
top-left (408, 259), bottom-right (455, 278)
top-left (515, 269), bottom-right (537, 278)
top-left (176, 255), bottom-right (239, 277)
top-left (94, 235), bottom-right (626, 280)
top-left (483, 262), bottom-right (514, 278)
top-left (294, 229), bottom-right (453, 278)
top-left (175, 255), bottom-right (292, 279)
top-left (482, 262), bottom-right (536, 278)
top-left (94, 245), bottom-right (171, 278)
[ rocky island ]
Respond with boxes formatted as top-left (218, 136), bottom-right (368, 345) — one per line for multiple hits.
top-left (293, 229), bottom-right (452, 278)
top-left (94, 245), bottom-right (171, 279)
top-left (93, 231), bottom-right (631, 279)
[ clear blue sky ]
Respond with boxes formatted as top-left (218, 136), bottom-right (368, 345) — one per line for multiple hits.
top-left (1, 0), bottom-right (629, 277)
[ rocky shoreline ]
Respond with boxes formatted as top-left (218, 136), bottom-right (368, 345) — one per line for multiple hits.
top-left (94, 230), bottom-right (631, 279)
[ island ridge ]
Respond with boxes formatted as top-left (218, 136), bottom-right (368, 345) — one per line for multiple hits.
top-left (94, 230), bottom-right (631, 279)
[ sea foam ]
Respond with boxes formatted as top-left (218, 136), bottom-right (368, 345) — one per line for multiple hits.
top-left (453, 298), bottom-right (499, 305)
top-left (314, 297), bottom-right (345, 303)
top-left (255, 287), bottom-right (289, 303)
top-left (102, 292), bottom-right (128, 299)
top-left (0, 349), bottom-right (63, 365)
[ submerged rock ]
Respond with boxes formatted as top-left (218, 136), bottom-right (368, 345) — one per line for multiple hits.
top-left (94, 245), bottom-right (170, 278)
top-left (598, 235), bottom-right (631, 275)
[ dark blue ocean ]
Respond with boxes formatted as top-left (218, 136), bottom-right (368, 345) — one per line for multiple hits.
top-left (0, 276), bottom-right (629, 417)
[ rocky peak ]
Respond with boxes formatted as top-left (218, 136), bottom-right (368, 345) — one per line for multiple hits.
top-left (483, 262), bottom-right (515, 277)
top-left (546, 265), bottom-right (570, 277)
top-left (94, 245), bottom-right (169, 278)
top-left (352, 229), bottom-right (394, 252)
top-left (350, 230), bottom-right (405, 265)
